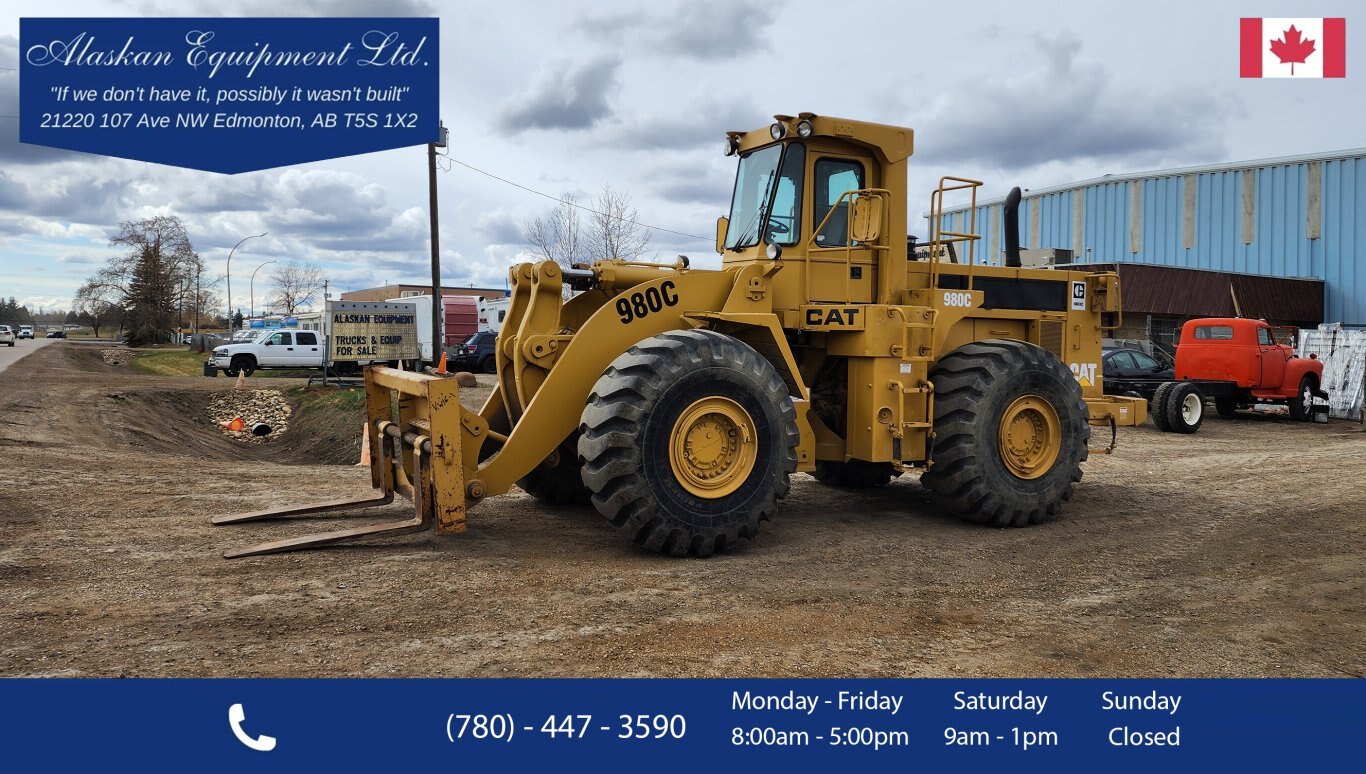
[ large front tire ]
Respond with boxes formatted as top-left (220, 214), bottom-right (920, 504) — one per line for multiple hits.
top-left (920, 340), bottom-right (1089, 527)
top-left (577, 329), bottom-right (799, 556)
top-left (230, 356), bottom-right (256, 377)
top-left (1288, 375), bottom-right (1316, 422)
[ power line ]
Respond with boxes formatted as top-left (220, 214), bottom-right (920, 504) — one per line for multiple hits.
top-left (436, 151), bottom-right (711, 242)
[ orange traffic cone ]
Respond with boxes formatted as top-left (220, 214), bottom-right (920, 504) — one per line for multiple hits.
top-left (436, 351), bottom-right (448, 374)
top-left (356, 422), bottom-right (371, 466)
top-left (225, 416), bottom-right (246, 432)
top-left (234, 370), bottom-right (246, 389)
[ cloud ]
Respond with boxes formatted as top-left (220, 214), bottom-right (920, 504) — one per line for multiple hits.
top-left (595, 93), bottom-right (763, 152)
top-left (495, 56), bottom-right (621, 133)
top-left (474, 210), bottom-right (525, 245)
top-left (909, 32), bottom-right (1234, 172)
top-left (18, 296), bottom-right (68, 311)
top-left (578, 0), bottom-right (777, 59)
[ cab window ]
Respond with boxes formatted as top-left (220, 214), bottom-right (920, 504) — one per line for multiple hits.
top-left (268, 332), bottom-right (292, 345)
top-left (296, 332), bottom-right (317, 345)
top-left (1257, 327), bottom-right (1272, 346)
top-left (814, 158), bottom-right (864, 247)
top-left (768, 144), bottom-right (804, 246)
top-left (1193, 325), bottom-right (1234, 341)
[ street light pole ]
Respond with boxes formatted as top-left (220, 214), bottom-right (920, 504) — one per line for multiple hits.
top-left (225, 232), bottom-right (267, 334)
top-left (250, 260), bottom-right (278, 319)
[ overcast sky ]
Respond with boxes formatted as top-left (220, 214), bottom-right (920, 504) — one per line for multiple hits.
top-left (1, 0), bottom-right (1362, 313)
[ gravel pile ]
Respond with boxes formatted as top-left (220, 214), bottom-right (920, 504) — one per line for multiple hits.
top-left (101, 349), bottom-right (132, 366)
top-left (207, 389), bottom-right (292, 443)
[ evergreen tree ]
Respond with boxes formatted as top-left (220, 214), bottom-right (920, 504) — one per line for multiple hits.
top-left (124, 245), bottom-right (177, 346)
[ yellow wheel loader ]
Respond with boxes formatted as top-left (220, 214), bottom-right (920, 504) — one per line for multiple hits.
top-left (214, 113), bottom-right (1145, 558)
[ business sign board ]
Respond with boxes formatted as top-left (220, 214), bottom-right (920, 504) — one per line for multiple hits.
top-left (19, 17), bottom-right (440, 173)
top-left (327, 300), bottom-right (419, 362)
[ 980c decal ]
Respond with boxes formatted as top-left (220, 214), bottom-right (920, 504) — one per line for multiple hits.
top-left (616, 281), bottom-right (679, 324)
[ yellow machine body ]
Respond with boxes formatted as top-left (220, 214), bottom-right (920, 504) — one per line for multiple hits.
top-left (216, 113), bottom-right (1146, 558)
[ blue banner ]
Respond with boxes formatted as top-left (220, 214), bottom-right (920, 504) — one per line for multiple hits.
top-left (0, 679), bottom-right (1357, 771)
top-left (18, 17), bottom-right (439, 172)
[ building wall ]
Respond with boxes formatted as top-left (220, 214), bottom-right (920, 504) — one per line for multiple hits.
top-left (339, 285), bottom-right (506, 302)
top-left (935, 151), bottom-right (1366, 324)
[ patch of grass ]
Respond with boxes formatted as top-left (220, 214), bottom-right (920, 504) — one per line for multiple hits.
top-left (131, 350), bottom-right (206, 376)
top-left (288, 384), bottom-right (368, 413)
top-left (131, 350), bottom-right (316, 378)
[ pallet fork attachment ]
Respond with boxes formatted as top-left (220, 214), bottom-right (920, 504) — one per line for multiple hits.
top-left (213, 367), bottom-right (469, 559)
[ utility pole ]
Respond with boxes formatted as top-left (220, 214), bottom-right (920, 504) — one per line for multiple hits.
top-left (428, 121), bottom-right (447, 368)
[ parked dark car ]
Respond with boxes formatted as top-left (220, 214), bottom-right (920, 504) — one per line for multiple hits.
top-left (451, 331), bottom-right (497, 374)
top-left (1102, 347), bottom-right (1172, 401)
top-left (46, 330), bottom-right (66, 339)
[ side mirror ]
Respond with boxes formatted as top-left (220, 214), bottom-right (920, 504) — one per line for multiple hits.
top-left (264, 340), bottom-right (273, 346)
top-left (715, 216), bottom-right (728, 255)
top-left (850, 195), bottom-right (882, 243)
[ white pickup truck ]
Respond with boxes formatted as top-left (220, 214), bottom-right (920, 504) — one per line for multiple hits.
top-left (207, 329), bottom-right (323, 376)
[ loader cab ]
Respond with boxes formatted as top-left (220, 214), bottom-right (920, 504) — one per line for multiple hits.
top-left (717, 114), bottom-right (909, 309)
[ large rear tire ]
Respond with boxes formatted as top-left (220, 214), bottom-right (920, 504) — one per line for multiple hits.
top-left (1214, 396), bottom-right (1238, 417)
top-left (1163, 382), bottom-right (1204, 433)
top-left (920, 339), bottom-right (1089, 527)
top-left (517, 436), bottom-right (591, 506)
top-left (577, 330), bottom-right (799, 556)
top-left (1150, 382), bottom-right (1175, 432)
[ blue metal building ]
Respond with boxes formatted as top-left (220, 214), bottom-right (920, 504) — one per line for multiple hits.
top-left (933, 149), bottom-right (1366, 325)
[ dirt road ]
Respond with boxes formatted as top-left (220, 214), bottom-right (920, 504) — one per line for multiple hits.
top-left (1, 343), bottom-right (1361, 678)
top-left (0, 336), bottom-right (54, 373)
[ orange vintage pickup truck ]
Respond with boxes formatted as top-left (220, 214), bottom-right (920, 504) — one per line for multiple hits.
top-left (1147, 317), bottom-right (1327, 433)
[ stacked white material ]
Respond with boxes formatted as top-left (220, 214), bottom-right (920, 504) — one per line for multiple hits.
top-left (1298, 324), bottom-right (1366, 421)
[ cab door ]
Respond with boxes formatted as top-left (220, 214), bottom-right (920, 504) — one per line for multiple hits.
top-left (295, 331), bottom-right (321, 364)
top-left (1255, 325), bottom-right (1286, 388)
top-left (807, 154), bottom-right (878, 303)
top-left (260, 331), bottom-right (292, 366)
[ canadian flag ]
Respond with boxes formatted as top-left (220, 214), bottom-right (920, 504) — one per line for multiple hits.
top-left (1241, 18), bottom-right (1345, 78)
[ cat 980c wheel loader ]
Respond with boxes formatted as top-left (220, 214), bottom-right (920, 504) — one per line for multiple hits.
top-left (214, 112), bottom-right (1146, 558)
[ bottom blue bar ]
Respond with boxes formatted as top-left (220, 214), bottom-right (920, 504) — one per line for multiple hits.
top-left (0, 679), bottom-right (1357, 771)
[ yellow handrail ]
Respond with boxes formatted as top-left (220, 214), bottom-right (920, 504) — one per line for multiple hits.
top-left (805, 188), bottom-right (890, 304)
top-left (927, 176), bottom-right (983, 291)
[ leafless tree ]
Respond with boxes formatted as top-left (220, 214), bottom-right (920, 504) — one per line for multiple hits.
top-left (523, 186), bottom-right (652, 297)
top-left (524, 194), bottom-right (585, 265)
top-left (524, 194), bottom-right (586, 298)
top-left (584, 184), bottom-right (651, 263)
top-left (73, 279), bottom-right (124, 338)
top-left (269, 259), bottom-right (326, 314)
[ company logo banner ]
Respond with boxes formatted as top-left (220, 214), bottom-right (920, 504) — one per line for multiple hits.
top-left (19, 17), bottom-right (440, 172)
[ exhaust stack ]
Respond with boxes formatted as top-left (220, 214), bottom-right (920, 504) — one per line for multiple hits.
top-left (1004, 186), bottom-right (1022, 267)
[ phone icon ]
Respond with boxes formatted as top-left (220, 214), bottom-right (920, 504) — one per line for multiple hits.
top-left (228, 703), bottom-right (277, 752)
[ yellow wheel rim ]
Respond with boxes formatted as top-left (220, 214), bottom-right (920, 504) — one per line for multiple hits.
top-left (669, 396), bottom-right (757, 498)
top-left (998, 394), bottom-right (1061, 480)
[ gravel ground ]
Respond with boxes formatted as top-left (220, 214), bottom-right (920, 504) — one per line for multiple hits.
top-left (0, 343), bottom-right (1362, 678)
